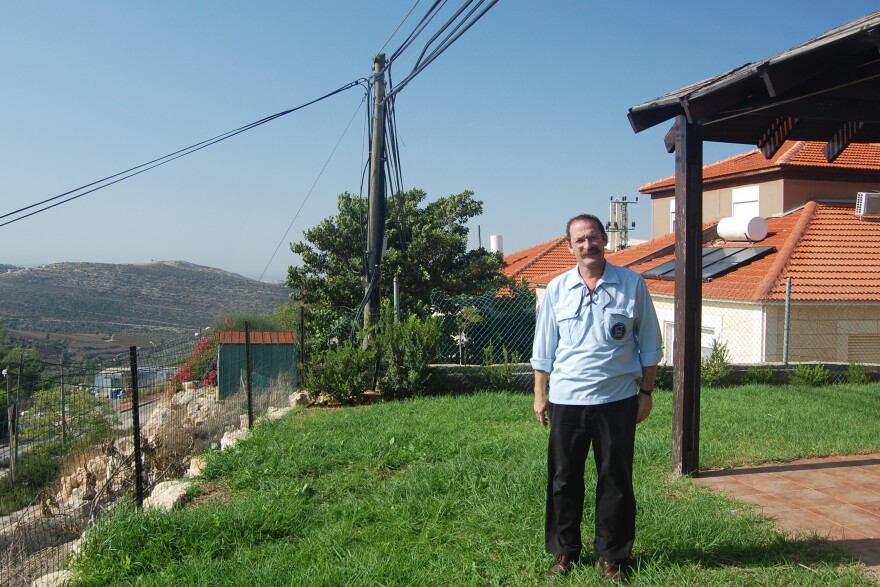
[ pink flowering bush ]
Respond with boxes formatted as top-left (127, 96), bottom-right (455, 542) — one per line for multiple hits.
top-left (173, 333), bottom-right (219, 388)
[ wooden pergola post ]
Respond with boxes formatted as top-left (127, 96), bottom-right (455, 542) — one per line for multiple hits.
top-left (628, 11), bottom-right (880, 477)
top-left (671, 116), bottom-right (703, 476)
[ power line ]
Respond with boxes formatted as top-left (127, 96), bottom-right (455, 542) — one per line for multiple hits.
top-left (257, 91), bottom-right (369, 282)
top-left (1, 79), bottom-right (367, 229)
top-left (388, 0), bottom-right (447, 65)
top-left (386, 0), bottom-right (500, 100)
top-left (377, 0), bottom-right (425, 56)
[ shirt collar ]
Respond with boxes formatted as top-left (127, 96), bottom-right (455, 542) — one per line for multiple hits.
top-left (562, 262), bottom-right (619, 290)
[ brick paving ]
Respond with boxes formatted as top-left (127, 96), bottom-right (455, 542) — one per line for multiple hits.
top-left (693, 453), bottom-right (880, 577)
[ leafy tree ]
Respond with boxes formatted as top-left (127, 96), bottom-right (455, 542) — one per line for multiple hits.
top-left (210, 313), bottom-right (279, 333)
top-left (287, 189), bottom-right (511, 348)
top-left (0, 322), bottom-right (45, 398)
top-left (18, 386), bottom-right (118, 444)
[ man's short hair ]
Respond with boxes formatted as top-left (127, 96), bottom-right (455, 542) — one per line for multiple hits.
top-left (566, 214), bottom-right (607, 242)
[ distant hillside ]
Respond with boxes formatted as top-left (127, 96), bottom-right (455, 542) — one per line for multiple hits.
top-left (0, 261), bottom-right (292, 341)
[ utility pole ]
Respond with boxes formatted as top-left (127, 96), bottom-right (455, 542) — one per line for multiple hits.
top-left (364, 53), bottom-right (387, 330)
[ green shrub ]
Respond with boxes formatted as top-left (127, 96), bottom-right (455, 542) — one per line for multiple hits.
top-left (743, 366), bottom-right (774, 385)
top-left (655, 363), bottom-right (673, 390)
top-left (0, 442), bottom-right (64, 515)
top-left (19, 387), bottom-right (117, 445)
top-left (846, 362), bottom-right (870, 385)
top-left (480, 341), bottom-right (523, 391)
top-left (305, 339), bottom-right (376, 404)
top-left (789, 364), bottom-right (830, 387)
top-left (376, 304), bottom-right (439, 399)
top-left (701, 340), bottom-right (732, 387)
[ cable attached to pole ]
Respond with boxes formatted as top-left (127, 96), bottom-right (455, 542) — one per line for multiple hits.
top-left (1, 79), bottom-right (367, 229)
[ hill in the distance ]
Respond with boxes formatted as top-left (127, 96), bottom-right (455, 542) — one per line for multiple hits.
top-left (0, 260), bottom-right (292, 345)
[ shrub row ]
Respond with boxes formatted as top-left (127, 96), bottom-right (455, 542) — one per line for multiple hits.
top-left (654, 340), bottom-right (874, 389)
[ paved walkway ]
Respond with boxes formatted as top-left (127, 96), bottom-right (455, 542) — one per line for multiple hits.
top-left (693, 453), bottom-right (880, 577)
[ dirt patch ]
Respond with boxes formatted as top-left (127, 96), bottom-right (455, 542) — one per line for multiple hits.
top-left (186, 480), bottom-right (232, 509)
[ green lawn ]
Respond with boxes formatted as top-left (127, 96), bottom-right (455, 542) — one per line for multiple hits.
top-left (70, 384), bottom-right (880, 586)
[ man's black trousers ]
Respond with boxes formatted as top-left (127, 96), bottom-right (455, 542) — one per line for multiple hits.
top-left (545, 395), bottom-right (638, 563)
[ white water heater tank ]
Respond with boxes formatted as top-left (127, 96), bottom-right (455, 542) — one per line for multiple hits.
top-left (716, 216), bottom-right (768, 242)
top-left (489, 235), bottom-right (504, 255)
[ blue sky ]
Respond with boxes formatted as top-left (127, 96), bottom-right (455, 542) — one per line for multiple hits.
top-left (2, 2), bottom-right (876, 282)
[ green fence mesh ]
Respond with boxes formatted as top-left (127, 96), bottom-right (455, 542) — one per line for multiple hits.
top-left (430, 286), bottom-right (536, 366)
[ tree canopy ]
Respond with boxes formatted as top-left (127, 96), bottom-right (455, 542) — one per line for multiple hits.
top-left (287, 189), bottom-right (510, 345)
top-left (0, 322), bottom-right (45, 405)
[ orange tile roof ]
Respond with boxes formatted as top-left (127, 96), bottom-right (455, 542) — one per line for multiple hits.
top-left (504, 202), bottom-right (880, 302)
top-left (639, 141), bottom-right (880, 193)
top-left (764, 203), bottom-right (880, 301)
top-left (218, 331), bottom-right (298, 344)
top-left (502, 236), bottom-right (569, 289)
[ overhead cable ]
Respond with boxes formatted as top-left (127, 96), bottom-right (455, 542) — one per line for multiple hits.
top-left (1, 78), bottom-right (367, 229)
top-left (388, 0), bottom-right (447, 64)
top-left (257, 90), bottom-right (369, 282)
top-left (386, 0), bottom-right (499, 100)
top-left (377, 0), bottom-right (425, 56)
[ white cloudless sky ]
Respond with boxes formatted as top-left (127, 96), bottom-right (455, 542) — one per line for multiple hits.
top-left (2, 1), bottom-right (876, 281)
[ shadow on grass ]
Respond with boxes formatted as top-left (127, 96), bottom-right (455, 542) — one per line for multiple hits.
top-left (635, 533), bottom-right (856, 571)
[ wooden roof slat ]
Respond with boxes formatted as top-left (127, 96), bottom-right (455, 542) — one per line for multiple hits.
top-left (629, 11), bottom-right (880, 147)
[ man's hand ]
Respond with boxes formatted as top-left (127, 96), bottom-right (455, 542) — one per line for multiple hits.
top-left (534, 394), bottom-right (549, 427)
top-left (636, 393), bottom-right (652, 424)
top-left (534, 370), bottom-right (549, 427)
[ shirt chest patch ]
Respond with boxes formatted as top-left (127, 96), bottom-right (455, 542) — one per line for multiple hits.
top-left (609, 321), bottom-right (627, 340)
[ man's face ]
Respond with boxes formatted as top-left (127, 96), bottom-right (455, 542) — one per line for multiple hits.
top-left (567, 218), bottom-right (608, 272)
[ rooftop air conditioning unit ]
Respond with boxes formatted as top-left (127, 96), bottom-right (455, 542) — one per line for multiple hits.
top-left (855, 191), bottom-right (880, 217)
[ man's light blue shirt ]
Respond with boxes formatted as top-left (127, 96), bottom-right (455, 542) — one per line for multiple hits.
top-left (530, 262), bottom-right (663, 405)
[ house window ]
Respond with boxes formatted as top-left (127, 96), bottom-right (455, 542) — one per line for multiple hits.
top-left (732, 185), bottom-right (759, 218)
top-left (669, 199), bottom-right (675, 234)
top-left (663, 322), bottom-right (716, 364)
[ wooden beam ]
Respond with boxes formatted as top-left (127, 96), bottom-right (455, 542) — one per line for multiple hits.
top-left (672, 116), bottom-right (703, 477)
top-left (824, 120), bottom-right (866, 162)
top-left (761, 97), bottom-right (880, 124)
top-left (664, 124), bottom-right (677, 153)
top-left (757, 116), bottom-right (799, 159)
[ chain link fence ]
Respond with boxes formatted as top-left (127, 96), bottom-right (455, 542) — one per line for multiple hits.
top-left (650, 277), bottom-right (880, 385)
top-left (0, 325), bottom-right (300, 587)
top-left (428, 278), bottom-right (879, 390)
top-left (1, 280), bottom-right (876, 585)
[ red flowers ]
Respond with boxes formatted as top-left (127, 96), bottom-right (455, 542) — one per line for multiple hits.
top-left (173, 333), bottom-right (219, 387)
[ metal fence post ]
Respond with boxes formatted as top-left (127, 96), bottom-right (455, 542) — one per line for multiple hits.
top-left (129, 346), bottom-right (144, 509)
top-left (245, 322), bottom-right (254, 428)
top-left (298, 306), bottom-right (305, 388)
top-left (60, 363), bottom-right (67, 446)
top-left (393, 275), bottom-right (400, 322)
top-left (12, 355), bottom-right (23, 484)
top-left (783, 277), bottom-right (792, 366)
top-left (6, 404), bottom-right (14, 484)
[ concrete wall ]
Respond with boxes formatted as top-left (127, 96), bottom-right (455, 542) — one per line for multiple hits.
top-left (775, 302), bottom-right (880, 364)
top-left (782, 178), bottom-right (872, 210)
top-left (647, 176), bottom-right (876, 239)
top-left (651, 294), bottom-right (766, 364)
top-left (532, 288), bottom-right (880, 367)
top-left (650, 180), bottom-right (786, 238)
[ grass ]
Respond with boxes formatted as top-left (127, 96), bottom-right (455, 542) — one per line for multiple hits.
top-left (68, 383), bottom-right (880, 586)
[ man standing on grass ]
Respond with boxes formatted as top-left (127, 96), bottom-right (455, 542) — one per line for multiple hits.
top-left (531, 213), bottom-right (662, 582)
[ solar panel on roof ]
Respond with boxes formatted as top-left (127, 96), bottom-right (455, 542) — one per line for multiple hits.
top-left (642, 246), bottom-right (775, 281)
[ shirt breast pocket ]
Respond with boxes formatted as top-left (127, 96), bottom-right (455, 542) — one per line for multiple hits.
top-left (604, 307), bottom-right (635, 345)
top-left (554, 306), bottom-right (583, 346)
